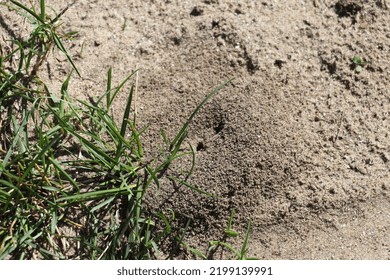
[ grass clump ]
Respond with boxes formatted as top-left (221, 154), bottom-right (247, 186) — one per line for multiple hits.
top-left (0, 0), bottom-right (232, 259)
top-left (180, 209), bottom-right (256, 260)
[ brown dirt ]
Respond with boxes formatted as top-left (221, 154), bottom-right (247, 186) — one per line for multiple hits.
top-left (2, 0), bottom-right (390, 259)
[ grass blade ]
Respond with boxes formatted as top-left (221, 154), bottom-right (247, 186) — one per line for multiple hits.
top-left (239, 221), bottom-right (251, 260)
top-left (170, 79), bottom-right (233, 151)
top-left (120, 85), bottom-right (133, 138)
top-left (52, 32), bottom-right (80, 77)
top-left (225, 209), bottom-right (239, 237)
top-left (20, 134), bottom-right (61, 182)
top-left (106, 68), bottom-right (112, 108)
top-left (48, 157), bottom-right (79, 191)
top-left (10, 0), bottom-right (45, 24)
top-left (95, 71), bottom-right (137, 110)
top-left (40, 0), bottom-right (45, 22)
top-left (56, 184), bottom-right (136, 202)
top-left (167, 176), bottom-right (215, 197)
top-left (1, 112), bottom-right (29, 172)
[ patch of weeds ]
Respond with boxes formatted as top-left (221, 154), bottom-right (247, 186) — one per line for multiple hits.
top-left (0, 0), bottom-right (232, 259)
top-left (180, 209), bottom-right (257, 260)
top-left (351, 55), bottom-right (368, 74)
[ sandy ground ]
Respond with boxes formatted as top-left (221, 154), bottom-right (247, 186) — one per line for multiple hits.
top-left (2, 0), bottom-right (390, 259)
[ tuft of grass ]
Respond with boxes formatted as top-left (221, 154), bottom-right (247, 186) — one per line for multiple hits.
top-left (7, 0), bottom-right (80, 77)
top-left (0, 1), bottom-right (233, 259)
top-left (180, 209), bottom-right (256, 260)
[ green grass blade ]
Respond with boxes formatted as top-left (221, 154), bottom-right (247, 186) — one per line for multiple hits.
top-left (50, 5), bottom-right (70, 24)
top-left (90, 196), bottom-right (115, 212)
top-left (20, 134), bottom-right (60, 182)
top-left (10, 0), bottom-right (45, 24)
top-left (49, 107), bottom-right (114, 166)
top-left (40, 0), bottom-right (45, 22)
top-left (120, 85), bottom-right (133, 138)
top-left (239, 221), bottom-right (251, 260)
top-left (225, 209), bottom-right (239, 238)
top-left (106, 68), bottom-right (112, 108)
top-left (108, 71), bottom-right (138, 110)
top-left (59, 71), bottom-right (73, 116)
top-left (95, 71), bottom-right (137, 110)
top-left (209, 241), bottom-right (240, 258)
top-left (170, 79), bottom-right (232, 151)
top-left (48, 157), bottom-right (79, 191)
top-left (128, 120), bottom-right (143, 159)
top-left (160, 129), bottom-right (170, 148)
top-left (184, 144), bottom-right (196, 179)
top-left (52, 31), bottom-right (80, 77)
top-left (167, 176), bottom-right (215, 197)
top-left (145, 165), bottom-right (160, 189)
top-left (0, 179), bottom-right (21, 196)
top-left (0, 181), bottom-right (13, 204)
top-left (1, 112), bottom-right (29, 173)
top-left (56, 184), bottom-right (136, 202)
top-left (181, 240), bottom-right (207, 260)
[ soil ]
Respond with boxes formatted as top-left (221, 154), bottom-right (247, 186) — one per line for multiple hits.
top-left (2, 0), bottom-right (390, 259)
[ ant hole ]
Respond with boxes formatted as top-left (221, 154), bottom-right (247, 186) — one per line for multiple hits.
top-left (196, 141), bottom-right (205, 151)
